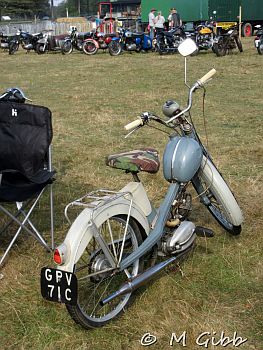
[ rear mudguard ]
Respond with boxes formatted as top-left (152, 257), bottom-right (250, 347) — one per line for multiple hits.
top-left (83, 38), bottom-right (99, 48)
top-left (57, 182), bottom-right (151, 272)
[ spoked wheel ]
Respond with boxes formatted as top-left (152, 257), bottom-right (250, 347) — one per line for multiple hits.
top-left (83, 40), bottom-right (98, 55)
top-left (257, 40), bottom-right (263, 55)
top-left (213, 37), bottom-right (226, 57)
top-left (36, 43), bottom-right (46, 54)
top-left (66, 215), bottom-right (143, 329)
top-left (235, 36), bottom-right (243, 52)
top-left (108, 41), bottom-right (122, 56)
top-left (193, 157), bottom-right (243, 235)
top-left (9, 42), bottom-right (19, 55)
top-left (62, 41), bottom-right (73, 55)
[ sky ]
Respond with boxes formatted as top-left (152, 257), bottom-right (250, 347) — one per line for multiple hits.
top-left (53, 0), bottom-right (63, 5)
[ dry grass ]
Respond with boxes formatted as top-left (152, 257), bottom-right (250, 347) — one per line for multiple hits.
top-left (0, 38), bottom-right (262, 350)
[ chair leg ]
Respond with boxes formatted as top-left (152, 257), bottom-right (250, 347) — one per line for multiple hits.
top-left (50, 183), bottom-right (55, 250)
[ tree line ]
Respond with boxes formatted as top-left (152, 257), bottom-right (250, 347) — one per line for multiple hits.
top-left (0, 0), bottom-right (100, 20)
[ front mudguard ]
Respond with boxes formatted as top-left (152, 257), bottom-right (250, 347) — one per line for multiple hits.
top-left (57, 182), bottom-right (151, 273)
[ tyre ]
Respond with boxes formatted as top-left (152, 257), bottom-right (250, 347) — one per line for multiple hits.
top-left (62, 40), bottom-right (73, 55)
top-left (241, 23), bottom-right (253, 37)
top-left (194, 157), bottom-right (243, 235)
top-left (235, 36), bottom-right (243, 52)
top-left (66, 215), bottom-right (143, 329)
top-left (213, 37), bottom-right (226, 57)
top-left (83, 40), bottom-right (98, 55)
top-left (9, 42), bottom-right (19, 55)
top-left (108, 41), bottom-right (122, 56)
top-left (36, 43), bottom-right (46, 54)
top-left (257, 40), bottom-right (263, 55)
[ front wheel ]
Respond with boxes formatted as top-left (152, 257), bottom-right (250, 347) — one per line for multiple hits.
top-left (83, 40), bottom-right (98, 55)
top-left (193, 157), bottom-right (243, 235)
top-left (62, 41), bottom-right (73, 55)
top-left (9, 42), bottom-right (19, 55)
top-left (257, 40), bottom-right (263, 55)
top-left (213, 37), bottom-right (226, 57)
top-left (108, 41), bottom-right (122, 56)
top-left (36, 43), bottom-right (46, 54)
top-left (66, 215), bottom-right (143, 329)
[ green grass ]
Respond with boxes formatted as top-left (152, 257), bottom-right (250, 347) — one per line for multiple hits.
top-left (0, 38), bottom-right (262, 350)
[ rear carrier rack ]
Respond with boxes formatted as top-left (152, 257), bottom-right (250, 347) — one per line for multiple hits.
top-left (64, 189), bottom-right (133, 225)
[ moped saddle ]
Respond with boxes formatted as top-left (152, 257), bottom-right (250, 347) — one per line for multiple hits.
top-left (106, 148), bottom-right (160, 174)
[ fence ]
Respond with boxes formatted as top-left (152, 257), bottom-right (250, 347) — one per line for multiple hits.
top-left (0, 20), bottom-right (94, 35)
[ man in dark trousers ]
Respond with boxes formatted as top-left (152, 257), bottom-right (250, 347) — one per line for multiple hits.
top-left (170, 8), bottom-right (182, 28)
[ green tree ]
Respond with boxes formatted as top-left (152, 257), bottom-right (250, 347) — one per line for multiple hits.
top-left (0, 0), bottom-right (50, 20)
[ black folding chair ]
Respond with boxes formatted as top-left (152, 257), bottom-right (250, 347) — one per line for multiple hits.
top-left (0, 88), bottom-right (55, 267)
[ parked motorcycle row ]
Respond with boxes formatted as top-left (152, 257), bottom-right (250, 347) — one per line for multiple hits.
top-left (1, 22), bottom-right (262, 56)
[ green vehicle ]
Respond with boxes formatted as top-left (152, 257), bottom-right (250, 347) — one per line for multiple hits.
top-left (141, 0), bottom-right (263, 36)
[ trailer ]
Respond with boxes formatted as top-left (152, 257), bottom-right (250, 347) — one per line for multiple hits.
top-left (141, 0), bottom-right (263, 36)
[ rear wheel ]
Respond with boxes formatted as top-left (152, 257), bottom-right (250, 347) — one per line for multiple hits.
top-left (66, 215), bottom-right (143, 329)
top-left (83, 40), bottom-right (98, 55)
top-left (108, 41), bottom-right (122, 56)
top-left (235, 36), bottom-right (243, 52)
top-left (213, 37), bottom-right (226, 57)
top-left (241, 23), bottom-right (253, 37)
top-left (194, 158), bottom-right (243, 235)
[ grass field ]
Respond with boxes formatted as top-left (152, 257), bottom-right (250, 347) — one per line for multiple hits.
top-left (0, 38), bottom-right (262, 350)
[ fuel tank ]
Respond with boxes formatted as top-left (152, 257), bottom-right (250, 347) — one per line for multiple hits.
top-left (163, 136), bottom-right (202, 183)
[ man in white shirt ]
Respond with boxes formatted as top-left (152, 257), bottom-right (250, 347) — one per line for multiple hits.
top-left (148, 8), bottom-right (156, 39)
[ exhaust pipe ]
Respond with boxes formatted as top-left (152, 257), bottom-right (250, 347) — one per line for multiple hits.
top-left (100, 249), bottom-right (190, 306)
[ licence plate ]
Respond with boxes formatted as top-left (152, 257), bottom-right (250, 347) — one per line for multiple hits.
top-left (41, 267), bottom-right (78, 305)
top-left (255, 39), bottom-right (260, 47)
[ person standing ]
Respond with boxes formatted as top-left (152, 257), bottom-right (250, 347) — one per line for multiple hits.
top-left (170, 8), bottom-right (182, 28)
top-left (148, 8), bottom-right (156, 39)
top-left (155, 11), bottom-right (165, 34)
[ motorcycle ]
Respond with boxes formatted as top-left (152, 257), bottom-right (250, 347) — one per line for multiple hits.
top-left (108, 28), bottom-right (152, 56)
top-left (36, 30), bottom-right (73, 55)
top-left (186, 22), bottom-right (215, 53)
top-left (254, 25), bottom-right (263, 55)
top-left (0, 28), bottom-right (25, 55)
top-left (213, 25), bottom-right (243, 57)
top-left (67, 26), bottom-right (93, 52)
top-left (156, 26), bottom-right (186, 54)
top-left (20, 31), bottom-right (44, 53)
top-left (82, 29), bottom-right (118, 55)
top-left (40, 38), bottom-right (243, 329)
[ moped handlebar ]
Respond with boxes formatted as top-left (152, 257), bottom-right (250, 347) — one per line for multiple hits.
top-left (125, 68), bottom-right (216, 132)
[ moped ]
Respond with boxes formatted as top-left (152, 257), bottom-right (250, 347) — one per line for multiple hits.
top-left (41, 38), bottom-right (243, 329)
top-left (36, 30), bottom-right (72, 55)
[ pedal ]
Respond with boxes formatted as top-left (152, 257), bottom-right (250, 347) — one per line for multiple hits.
top-left (194, 226), bottom-right (214, 237)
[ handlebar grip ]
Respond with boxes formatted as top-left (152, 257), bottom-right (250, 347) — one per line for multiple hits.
top-left (124, 118), bottom-right (143, 131)
top-left (198, 68), bottom-right (216, 86)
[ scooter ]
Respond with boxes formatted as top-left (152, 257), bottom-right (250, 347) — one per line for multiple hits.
top-left (254, 25), bottom-right (263, 55)
top-left (108, 28), bottom-right (152, 56)
top-left (36, 30), bottom-right (73, 55)
top-left (40, 38), bottom-right (243, 329)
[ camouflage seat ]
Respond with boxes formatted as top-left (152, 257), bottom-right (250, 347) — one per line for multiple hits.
top-left (106, 148), bottom-right (160, 174)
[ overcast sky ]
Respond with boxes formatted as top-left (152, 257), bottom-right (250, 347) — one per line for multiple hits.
top-left (53, 0), bottom-right (63, 5)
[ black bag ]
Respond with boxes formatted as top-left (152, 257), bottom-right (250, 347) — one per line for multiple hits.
top-left (0, 101), bottom-right (53, 181)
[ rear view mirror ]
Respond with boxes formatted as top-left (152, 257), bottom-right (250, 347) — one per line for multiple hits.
top-left (178, 38), bottom-right (198, 57)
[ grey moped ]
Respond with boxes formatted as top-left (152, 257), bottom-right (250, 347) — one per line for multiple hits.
top-left (41, 38), bottom-right (244, 329)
